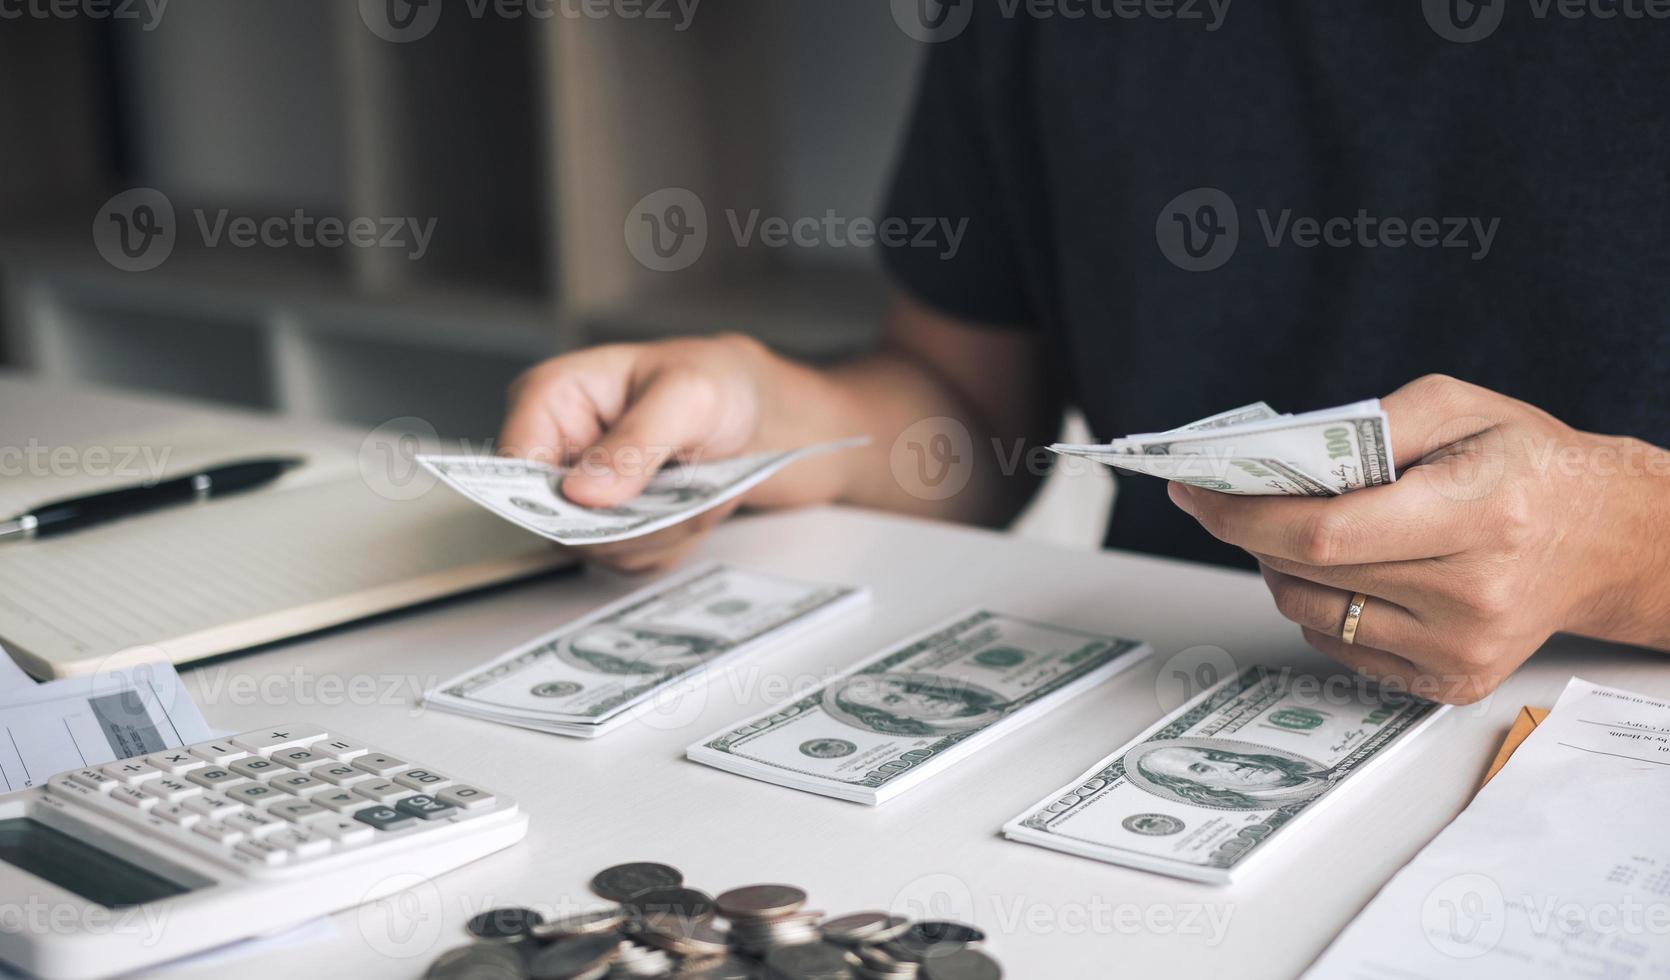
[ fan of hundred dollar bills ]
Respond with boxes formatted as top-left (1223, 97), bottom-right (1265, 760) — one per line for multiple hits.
top-left (1050, 399), bottom-right (1395, 495)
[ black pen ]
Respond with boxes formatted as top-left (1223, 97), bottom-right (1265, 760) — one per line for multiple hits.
top-left (0, 457), bottom-right (305, 542)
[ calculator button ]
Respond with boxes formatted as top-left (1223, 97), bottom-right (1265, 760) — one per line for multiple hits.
top-left (313, 737), bottom-right (368, 760)
top-left (272, 747), bottom-right (328, 770)
top-left (185, 767), bottom-right (246, 790)
top-left (314, 763), bottom-right (370, 786)
top-left (184, 794), bottom-right (243, 820)
top-left (393, 795), bottom-right (456, 821)
top-left (313, 790), bottom-right (366, 813)
top-left (353, 805), bottom-right (415, 832)
top-left (437, 785), bottom-right (495, 810)
top-left (144, 750), bottom-right (206, 775)
top-left (268, 799), bottom-right (331, 824)
top-left (152, 803), bottom-right (202, 828)
top-left (268, 829), bottom-right (331, 859)
top-left (350, 754), bottom-right (406, 776)
top-left (393, 768), bottom-right (451, 792)
top-left (110, 786), bottom-right (157, 810)
top-left (141, 778), bottom-right (202, 804)
top-left (68, 769), bottom-right (119, 793)
top-left (232, 725), bottom-right (328, 754)
top-left (226, 783), bottom-right (283, 807)
top-left (352, 779), bottom-right (408, 803)
top-left (234, 839), bottom-right (290, 867)
top-left (103, 761), bottom-right (164, 785)
top-left (188, 740), bottom-right (250, 765)
top-left (194, 822), bottom-right (245, 846)
top-left (313, 817), bottom-right (376, 846)
top-left (272, 773), bottom-right (332, 797)
top-left (225, 810), bottom-right (285, 839)
top-left (229, 757), bottom-right (283, 780)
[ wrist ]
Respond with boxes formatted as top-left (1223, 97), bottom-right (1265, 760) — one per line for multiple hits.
top-left (1569, 437), bottom-right (1670, 649)
top-left (727, 333), bottom-right (868, 506)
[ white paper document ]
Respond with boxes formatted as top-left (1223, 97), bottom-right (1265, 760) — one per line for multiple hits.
top-left (0, 661), bottom-right (212, 792)
top-left (1306, 677), bottom-right (1670, 979)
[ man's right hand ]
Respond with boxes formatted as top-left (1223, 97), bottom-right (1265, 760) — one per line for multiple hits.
top-left (497, 294), bottom-right (1056, 573)
top-left (499, 333), bottom-right (791, 572)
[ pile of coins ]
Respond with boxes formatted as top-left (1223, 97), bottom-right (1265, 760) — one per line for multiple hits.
top-left (423, 862), bottom-right (1003, 980)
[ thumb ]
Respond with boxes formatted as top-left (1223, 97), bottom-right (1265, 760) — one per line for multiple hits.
top-left (560, 379), bottom-right (708, 508)
top-left (1381, 374), bottom-right (1504, 469)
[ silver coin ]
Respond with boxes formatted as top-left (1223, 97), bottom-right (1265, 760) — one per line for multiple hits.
top-left (715, 884), bottom-right (808, 920)
top-left (531, 907), bottom-right (627, 941)
top-left (467, 906), bottom-right (547, 943)
top-left (895, 922), bottom-right (983, 959)
top-left (623, 886), bottom-right (718, 921)
top-left (763, 941), bottom-right (860, 979)
top-left (675, 953), bottom-right (759, 980)
top-left (637, 913), bottom-right (730, 957)
top-left (592, 863), bottom-right (685, 902)
top-left (820, 912), bottom-right (907, 945)
top-left (920, 949), bottom-right (1001, 980)
top-left (529, 933), bottom-right (620, 980)
top-left (426, 943), bottom-right (527, 980)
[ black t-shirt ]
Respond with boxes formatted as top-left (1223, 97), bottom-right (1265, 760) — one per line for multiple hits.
top-left (881, 2), bottom-right (1670, 569)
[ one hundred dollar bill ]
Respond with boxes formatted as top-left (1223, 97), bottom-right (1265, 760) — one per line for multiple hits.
top-left (418, 438), bottom-right (866, 546)
top-left (1061, 452), bottom-right (1337, 496)
top-left (1052, 399), bottom-right (1395, 495)
top-left (686, 610), bottom-right (1150, 805)
top-left (424, 562), bottom-right (867, 738)
top-left (1002, 665), bottom-right (1445, 883)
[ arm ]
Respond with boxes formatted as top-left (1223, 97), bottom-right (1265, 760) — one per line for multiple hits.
top-left (498, 290), bottom-right (1054, 570)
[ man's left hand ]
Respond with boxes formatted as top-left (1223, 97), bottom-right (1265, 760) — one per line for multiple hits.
top-left (1168, 374), bottom-right (1670, 703)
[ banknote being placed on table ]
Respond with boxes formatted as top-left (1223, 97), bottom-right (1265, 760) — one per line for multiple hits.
top-left (1002, 665), bottom-right (1445, 884)
top-left (1051, 400), bottom-right (1395, 495)
top-left (417, 438), bottom-right (867, 545)
top-left (687, 610), bottom-right (1151, 805)
top-left (424, 562), bottom-right (867, 738)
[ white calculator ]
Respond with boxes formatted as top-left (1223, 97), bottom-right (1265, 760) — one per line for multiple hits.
top-left (0, 723), bottom-right (528, 980)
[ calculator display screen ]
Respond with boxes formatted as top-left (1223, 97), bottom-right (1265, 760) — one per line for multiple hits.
top-left (0, 817), bottom-right (201, 908)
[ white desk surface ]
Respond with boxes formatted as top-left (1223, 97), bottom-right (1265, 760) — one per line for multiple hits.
top-left (4, 374), bottom-right (1668, 980)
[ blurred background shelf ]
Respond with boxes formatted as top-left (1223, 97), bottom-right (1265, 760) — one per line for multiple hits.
top-left (0, 0), bottom-right (919, 439)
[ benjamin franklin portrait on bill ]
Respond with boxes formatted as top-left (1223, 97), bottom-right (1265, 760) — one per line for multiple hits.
top-left (554, 625), bottom-right (723, 675)
top-left (822, 671), bottom-right (1009, 737)
top-left (1122, 737), bottom-right (1333, 810)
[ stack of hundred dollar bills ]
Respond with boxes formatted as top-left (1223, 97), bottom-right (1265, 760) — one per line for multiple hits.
top-left (1002, 665), bottom-right (1446, 883)
top-left (686, 610), bottom-right (1151, 805)
top-left (1051, 400), bottom-right (1395, 495)
top-left (423, 563), bottom-right (868, 738)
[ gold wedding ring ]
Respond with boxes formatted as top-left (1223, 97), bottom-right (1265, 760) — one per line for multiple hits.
top-left (1341, 593), bottom-right (1368, 645)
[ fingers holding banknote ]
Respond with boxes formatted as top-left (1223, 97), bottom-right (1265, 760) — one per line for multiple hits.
top-left (1170, 374), bottom-right (1668, 703)
top-left (498, 336), bottom-right (771, 572)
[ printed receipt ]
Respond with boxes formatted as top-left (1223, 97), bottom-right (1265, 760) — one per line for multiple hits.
top-left (0, 660), bottom-right (211, 792)
top-left (1306, 677), bottom-right (1670, 979)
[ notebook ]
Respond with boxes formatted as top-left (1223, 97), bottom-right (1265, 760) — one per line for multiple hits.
top-left (0, 423), bottom-right (574, 678)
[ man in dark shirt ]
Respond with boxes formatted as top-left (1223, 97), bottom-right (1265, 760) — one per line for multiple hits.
top-left (501, 4), bottom-right (1670, 703)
